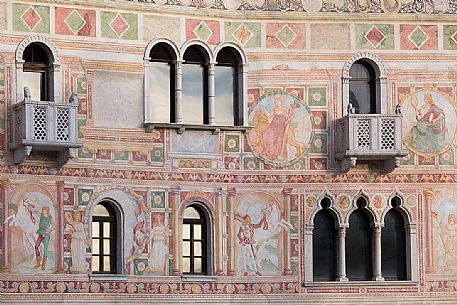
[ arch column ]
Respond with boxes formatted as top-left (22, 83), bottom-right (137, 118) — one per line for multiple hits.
top-left (143, 58), bottom-right (151, 123)
top-left (240, 63), bottom-right (249, 126)
top-left (175, 60), bottom-right (183, 124)
top-left (170, 186), bottom-right (181, 275)
top-left (406, 223), bottom-right (418, 281)
top-left (282, 188), bottom-right (292, 275)
top-left (51, 63), bottom-right (61, 102)
top-left (373, 224), bottom-right (384, 281)
top-left (226, 188), bottom-right (236, 275)
top-left (15, 60), bottom-right (24, 103)
top-left (208, 62), bottom-right (216, 125)
top-left (423, 189), bottom-right (434, 272)
top-left (337, 225), bottom-right (348, 281)
top-left (214, 188), bottom-right (224, 275)
top-left (304, 223), bottom-right (314, 282)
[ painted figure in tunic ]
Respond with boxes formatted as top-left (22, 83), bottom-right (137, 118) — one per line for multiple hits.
top-left (440, 213), bottom-right (457, 270)
top-left (406, 93), bottom-right (445, 154)
top-left (65, 211), bottom-right (90, 273)
top-left (236, 210), bottom-right (268, 276)
top-left (147, 214), bottom-right (169, 273)
top-left (34, 206), bottom-right (54, 270)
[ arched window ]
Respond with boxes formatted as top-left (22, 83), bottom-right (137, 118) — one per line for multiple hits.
top-left (182, 46), bottom-right (209, 125)
top-left (91, 202), bottom-right (120, 274)
top-left (313, 198), bottom-right (337, 281)
top-left (182, 204), bottom-right (211, 275)
top-left (349, 60), bottom-right (376, 114)
top-left (148, 43), bottom-right (176, 123)
top-left (215, 47), bottom-right (240, 126)
top-left (22, 42), bottom-right (52, 101)
top-left (346, 198), bottom-right (373, 281)
top-left (382, 197), bottom-right (407, 280)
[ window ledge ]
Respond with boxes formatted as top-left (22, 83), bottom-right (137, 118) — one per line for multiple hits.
top-left (303, 280), bottom-right (419, 287)
top-left (144, 122), bottom-right (251, 134)
top-left (89, 274), bottom-right (128, 281)
top-left (181, 275), bottom-right (218, 282)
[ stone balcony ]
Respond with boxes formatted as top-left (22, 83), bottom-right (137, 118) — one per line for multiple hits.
top-left (336, 113), bottom-right (408, 172)
top-left (10, 97), bottom-right (81, 166)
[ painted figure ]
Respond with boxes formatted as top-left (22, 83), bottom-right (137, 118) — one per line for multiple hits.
top-left (34, 206), bottom-right (54, 270)
top-left (147, 214), bottom-right (169, 273)
top-left (406, 93), bottom-right (445, 154)
top-left (65, 211), bottom-right (90, 273)
top-left (440, 213), bottom-right (457, 270)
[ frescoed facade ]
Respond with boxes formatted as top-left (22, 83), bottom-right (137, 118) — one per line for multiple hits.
top-left (2, 0), bottom-right (457, 304)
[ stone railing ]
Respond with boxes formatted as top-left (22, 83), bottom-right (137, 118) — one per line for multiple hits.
top-left (10, 98), bottom-right (81, 165)
top-left (336, 114), bottom-right (408, 172)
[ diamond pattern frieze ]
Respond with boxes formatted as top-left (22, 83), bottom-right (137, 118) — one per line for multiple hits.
top-left (276, 24), bottom-right (297, 47)
top-left (21, 6), bottom-right (42, 31)
top-left (233, 24), bottom-right (253, 45)
top-left (110, 13), bottom-right (129, 38)
top-left (364, 26), bottom-right (385, 48)
top-left (64, 9), bottom-right (86, 35)
top-left (193, 21), bottom-right (213, 42)
top-left (408, 26), bottom-right (429, 49)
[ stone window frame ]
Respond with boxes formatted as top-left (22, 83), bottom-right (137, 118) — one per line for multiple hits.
top-left (304, 189), bottom-right (418, 285)
top-left (342, 52), bottom-right (388, 116)
top-left (15, 35), bottom-right (61, 103)
top-left (143, 38), bottom-right (249, 132)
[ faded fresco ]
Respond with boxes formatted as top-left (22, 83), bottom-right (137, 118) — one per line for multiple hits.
top-left (248, 93), bottom-right (312, 166)
top-left (400, 88), bottom-right (457, 159)
top-left (65, 211), bottom-right (90, 273)
top-left (235, 192), bottom-right (292, 276)
top-left (436, 197), bottom-right (457, 274)
top-left (6, 192), bottom-right (56, 273)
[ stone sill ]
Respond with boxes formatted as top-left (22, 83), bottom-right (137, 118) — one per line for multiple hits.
top-left (89, 274), bottom-right (128, 281)
top-left (144, 122), bottom-right (251, 134)
top-left (181, 275), bottom-right (218, 282)
top-left (303, 280), bottom-right (419, 287)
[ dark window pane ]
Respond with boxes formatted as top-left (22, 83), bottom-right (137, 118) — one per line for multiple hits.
top-left (346, 209), bottom-right (372, 280)
top-left (349, 61), bottom-right (376, 114)
top-left (313, 210), bottom-right (337, 281)
top-left (149, 62), bottom-right (171, 123)
top-left (182, 64), bottom-right (204, 124)
top-left (382, 209), bottom-right (407, 280)
top-left (215, 66), bottom-right (235, 126)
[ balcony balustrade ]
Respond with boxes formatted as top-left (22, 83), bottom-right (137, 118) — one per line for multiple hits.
top-left (10, 94), bottom-right (81, 165)
top-left (336, 113), bottom-right (408, 172)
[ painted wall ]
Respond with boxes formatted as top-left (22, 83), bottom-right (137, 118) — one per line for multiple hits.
top-left (2, 0), bottom-right (457, 304)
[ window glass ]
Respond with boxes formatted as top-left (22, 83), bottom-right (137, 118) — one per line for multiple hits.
top-left (349, 61), bottom-right (376, 114)
top-left (346, 209), bottom-right (372, 281)
top-left (313, 207), bottom-right (337, 281)
top-left (215, 66), bottom-right (235, 125)
top-left (149, 62), bottom-right (171, 123)
top-left (92, 202), bottom-right (117, 274)
top-left (94, 204), bottom-right (109, 217)
top-left (182, 64), bottom-right (204, 124)
top-left (182, 204), bottom-right (208, 275)
top-left (382, 208), bottom-right (407, 280)
top-left (23, 71), bottom-right (42, 101)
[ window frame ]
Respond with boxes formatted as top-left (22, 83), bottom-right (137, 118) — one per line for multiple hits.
top-left (143, 39), bottom-right (249, 132)
top-left (91, 201), bottom-right (122, 275)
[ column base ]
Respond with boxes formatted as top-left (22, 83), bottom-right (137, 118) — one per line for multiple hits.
top-left (373, 275), bottom-right (385, 281)
top-left (337, 276), bottom-right (349, 281)
top-left (283, 269), bottom-right (292, 275)
top-left (216, 270), bottom-right (224, 276)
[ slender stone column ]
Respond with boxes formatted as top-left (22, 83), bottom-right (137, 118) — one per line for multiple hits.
top-left (143, 58), bottom-right (151, 123)
top-left (337, 226), bottom-right (348, 281)
top-left (226, 188), bottom-right (236, 275)
top-left (1, 179), bottom-right (10, 271)
top-left (304, 223), bottom-right (314, 282)
top-left (170, 186), bottom-right (181, 275)
top-left (208, 62), bottom-right (216, 125)
top-left (56, 181), bottom-right (65, 273)
top-left (175, 60), bottom-right (183, 123)
top-left (215, 188), bottom-right (224, 275)
top-left (406, 223), bottom-right (418, 281)
top-left (373, 225), bottom-right (384, 281)
top-left (423, 189), bottom-right (433, 271)
top-left (282, 188), bottom-right (292, 275)
top-left (16, 60), bottom-right (24, 103)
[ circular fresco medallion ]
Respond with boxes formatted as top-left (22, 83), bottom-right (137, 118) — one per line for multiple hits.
top-left (381, 0), bottom-right (401, 12)
top-left (223, 0), bottom-right (242, 9)
top-left (248, 92), bottom-right (312, 166)
top-left (400, 89), bottom-right (457, 159)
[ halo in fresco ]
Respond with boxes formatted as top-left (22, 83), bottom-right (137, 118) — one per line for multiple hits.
top-left (381, 0), bottom-right (401, 13)
top-left (301, 0), bottom-right (322, 12)
top-left (400, 89), bottom-right (457, 159)
top-left (248, 92), bottom-right (312, 166)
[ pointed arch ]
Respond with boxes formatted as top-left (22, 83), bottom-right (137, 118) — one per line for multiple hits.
top-left (345, 189), bottom-right (377, 224)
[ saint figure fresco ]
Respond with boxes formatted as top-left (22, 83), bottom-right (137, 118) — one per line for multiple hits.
top-left (65, 211), bottom-right (90, 273)
top-left (436, 197), bottom-right (457, 274)
top-left (401, 89), bottom-right (457, 158)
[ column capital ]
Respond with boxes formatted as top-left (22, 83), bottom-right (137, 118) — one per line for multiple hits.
top-left (56, 180), bottom-right (65, 192)
top-left (282, 188), bottom-right (293, 196)
top-left (170, 186), bottom-right (181, 195)
top-left (214, 187), bottom-right (223, 196)
top-left (227, 188), bottom-right (237, 196)
top-left (423, 189), bottom-right (434, 200)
